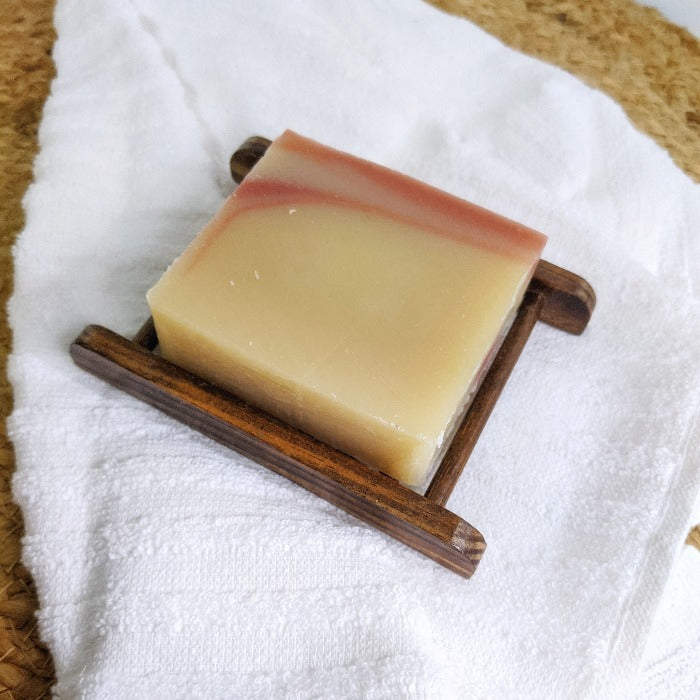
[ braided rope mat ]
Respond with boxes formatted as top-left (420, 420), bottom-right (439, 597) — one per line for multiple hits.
top-left (1, 0), bottom-right (698, 696)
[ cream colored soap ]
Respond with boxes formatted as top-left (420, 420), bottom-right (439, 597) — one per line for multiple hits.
top-left (147, 130), bottom-right (546, 486)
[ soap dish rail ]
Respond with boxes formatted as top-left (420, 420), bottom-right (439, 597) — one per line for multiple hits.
top-left (70, 136), bottom-right (595, 579)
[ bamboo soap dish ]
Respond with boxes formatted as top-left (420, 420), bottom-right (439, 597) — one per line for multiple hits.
top-left (70, 136), bottom-right (595, 579)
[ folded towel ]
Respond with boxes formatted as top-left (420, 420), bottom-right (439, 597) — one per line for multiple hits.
top-left (10, 1), bottom-right (700, 697)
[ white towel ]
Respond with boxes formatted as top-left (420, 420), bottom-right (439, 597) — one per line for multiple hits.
top-left (10, 1), bottom-right (700, 697)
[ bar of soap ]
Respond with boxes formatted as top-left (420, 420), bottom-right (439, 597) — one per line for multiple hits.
top-left (147, 130), bottom-right (546, 486)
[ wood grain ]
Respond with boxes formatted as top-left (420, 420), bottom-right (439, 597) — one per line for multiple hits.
top-left (230, 136), bottom-right (272, 184)
top-left (71, 326), bottom-right (486, 578)
top-left (65, 136), bottom-right (597, 578)
top-left (71, 260), bottom-right (593, 578)
top-left (531, 260), bottom-right (596, 335)
top-left (71, 249), bottom-right (595, 578)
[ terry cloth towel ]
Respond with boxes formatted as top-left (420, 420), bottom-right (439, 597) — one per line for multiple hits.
top-left (9, 1), bottom-right (700, 697)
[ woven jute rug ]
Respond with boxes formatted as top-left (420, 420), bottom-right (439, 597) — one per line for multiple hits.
top-left (1, 0), bottom-right (698, 696)
top-left (0, 2), bottom-right (56, 696)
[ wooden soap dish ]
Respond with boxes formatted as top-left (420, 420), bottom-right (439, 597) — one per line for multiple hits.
top-left (70, 137), bottom-right (595, 579)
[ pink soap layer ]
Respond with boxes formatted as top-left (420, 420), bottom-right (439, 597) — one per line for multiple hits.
top-left (184, 130), bottom-right (546, 275)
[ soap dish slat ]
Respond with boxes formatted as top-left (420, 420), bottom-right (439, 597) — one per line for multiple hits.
top-left (70, 136), bottom-right (595, 579)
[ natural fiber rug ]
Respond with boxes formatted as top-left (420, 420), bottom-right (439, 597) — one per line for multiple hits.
top-left (0, 2), bottom-right (56, 696)
top-left (0, 0), bottom-right (697, 696)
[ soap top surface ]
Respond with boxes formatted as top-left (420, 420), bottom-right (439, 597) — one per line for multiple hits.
top-left (147, 130), bottom-right (546, 473)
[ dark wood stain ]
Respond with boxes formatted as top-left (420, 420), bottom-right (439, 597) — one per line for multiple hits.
top-left (71, 136), bottom-right (595, 579)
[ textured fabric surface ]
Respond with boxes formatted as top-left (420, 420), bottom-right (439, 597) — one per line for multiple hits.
top-left (7, 1), bottom-right (700, 698)
top-left (3, 0), bottom-right (700, 698)
top-left (635, 547), bottom-right (700, 699)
